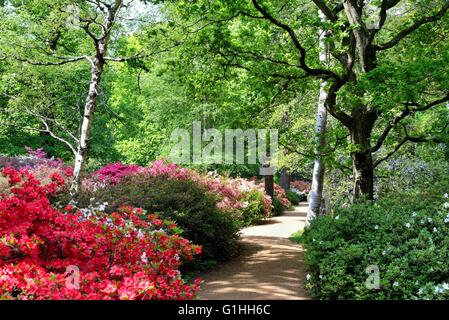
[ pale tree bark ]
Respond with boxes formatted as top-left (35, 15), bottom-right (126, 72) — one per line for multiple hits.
top-left (307, 10), bottom-right (329, 225)
top-left (70, 0), bottom-right (123, 197)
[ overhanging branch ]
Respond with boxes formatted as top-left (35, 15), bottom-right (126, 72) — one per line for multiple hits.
top-left (251, 0), bottom-right (342, 82)
top-left (374, 2), bottom-right (449, 50)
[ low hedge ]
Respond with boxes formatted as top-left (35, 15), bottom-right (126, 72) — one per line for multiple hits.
top-left (301, 181), bottom-right (449, 299)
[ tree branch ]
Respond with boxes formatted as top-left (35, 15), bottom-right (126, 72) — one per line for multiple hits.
top-left (374, 2), bottom-right (449, 50)
top-left (40, 119), bottom-right (77, 156)
top-left (14, 55), bottom-right (91, 66)
top-left (325, 81), bottom-right (353, 128)
top-left (372, 92), bottom-right (449, 152)
top-left (374, 121), bottom-right (448, 168)
top-left (104, 43), bottom-right (181, 62)
top-left (311, 0), bottom-right (339, 22)
top-left (251, 0), bottom-right (341, 82)
top-left (372, 107), bottom-right (410, 152)
top-left (368, 0), bottom-right (401, 42)
top-left (373, 138), bottom-right (408, 168)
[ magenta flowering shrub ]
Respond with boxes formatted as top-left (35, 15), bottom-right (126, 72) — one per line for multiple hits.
top-left (92, 162), bottom-right (141, 185)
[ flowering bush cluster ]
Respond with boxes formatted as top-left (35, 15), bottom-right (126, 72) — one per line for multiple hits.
top-left (89, 161), bottom-right (245, 212)
top-left (301, 182), bottom-right (449, 300)
top-left (0, 168), bottom-right (201, 300)
top-left (273, 184), bottom-right (291, 212)
top-left (0, 147), bottom-right (70, 172)
top-left (92, 162), bottom-right (141, 185)
top-left (88, 160), bottom-right (290, 219)
top-left (0, 148), bottom-right (73, 194)
top-left (287, 180), bottom-right (311, 203)
top-left (75, 160), bottom-right (289, 267)
top-left (290, 180), bottom-right (311, 193)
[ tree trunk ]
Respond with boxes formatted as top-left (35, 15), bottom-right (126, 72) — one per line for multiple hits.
top-left (307, 81), bottom-right (328, 223)
top-left (264, 173), bottom-right (274, 199)
top-left (350, 110), bottom-right (376, 201)
top-left (307, 11), bottom-right (329, 225)
top-left (352, 149), bottom-right (374, 200)
top-left (280, 167), bottom-right (290, 191)
top-left (70, 60), bottom-right (105, 197)
top-left (69, 1), bottom-right (123, 198)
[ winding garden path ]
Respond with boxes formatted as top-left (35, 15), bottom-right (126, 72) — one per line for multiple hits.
top-left (199, 203), bottom-right (309, 300)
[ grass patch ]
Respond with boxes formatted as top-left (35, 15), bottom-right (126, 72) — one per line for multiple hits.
top-left (289, 229), bottom-right (303, 244)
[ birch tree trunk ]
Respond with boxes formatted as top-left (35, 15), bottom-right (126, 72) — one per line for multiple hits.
top-left (70, 0), bottom-right (123, 197)
top-left (70, 59), bottom-right (105, 197)
top-left (306, 11), bottom-right (329, 225)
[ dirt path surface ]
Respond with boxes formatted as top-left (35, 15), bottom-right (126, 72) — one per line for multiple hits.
top-left (199, 203), bottom-right (309, 300)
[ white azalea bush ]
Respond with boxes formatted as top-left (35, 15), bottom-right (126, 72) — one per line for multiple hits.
top-left (300, 182), bottom-right (449, 300)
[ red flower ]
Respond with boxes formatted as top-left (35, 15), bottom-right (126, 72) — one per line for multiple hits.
top-left (0, 169), bottom-right (201, 300)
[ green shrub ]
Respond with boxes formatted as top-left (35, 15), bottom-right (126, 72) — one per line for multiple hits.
top-left (271, 197), bottom-right (285, 216)
top-left (74, 173), bottom-right (241, 271)
top-left (300, 181), bottom-right (449, 300)
top-left (240, 189), bottom-right (268, 227)
top-left (286, 190), bottom-right (301, 205)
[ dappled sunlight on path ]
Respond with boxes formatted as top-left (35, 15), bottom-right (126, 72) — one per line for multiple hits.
top-left (199, 203), bottom-right (309, 300)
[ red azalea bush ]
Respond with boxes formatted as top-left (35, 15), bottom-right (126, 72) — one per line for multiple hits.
top-left (75, 172), bottom-right (240, 269)
top-left (0, 168), bottom-right (201, 300)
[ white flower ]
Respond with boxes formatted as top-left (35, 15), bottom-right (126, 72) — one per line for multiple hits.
top-left (140, 252), bottom-right (148, 264)
top-left (444, 193), bottom-right (449, 199)
top-left (412, 212), bottom-right (417, 217)
top-left (319, 274), bottom-right (323, 280)
top-left (374, 225), bottom-right (379, 230)
top-left (443, 202), bottom-right (449, 209)
top-left (405, 223), bottom-right (411, 228)
top-left (433, 227), bottom-right (438, 233)
top-left (335, 215), bottom-right (339, 220)
top-left (393, 281), bottom-right (399, 287)
top-left (435, 286), bottom-right (443, 294)
top-left (428, 217), bottom-right (433, 223)
top-left (306, 274), bottom-right (311, 281)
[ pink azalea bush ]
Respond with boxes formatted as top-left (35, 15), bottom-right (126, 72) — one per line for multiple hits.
top-left (86, 160), bottom-right (291, 225)
top-left (89, 161), bottom-right (246, 212)
top-left (290, 180), bottom-right (311, 193)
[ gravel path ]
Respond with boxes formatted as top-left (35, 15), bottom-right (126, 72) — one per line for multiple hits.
top-left (198, 203), bottom-right (309, 300)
